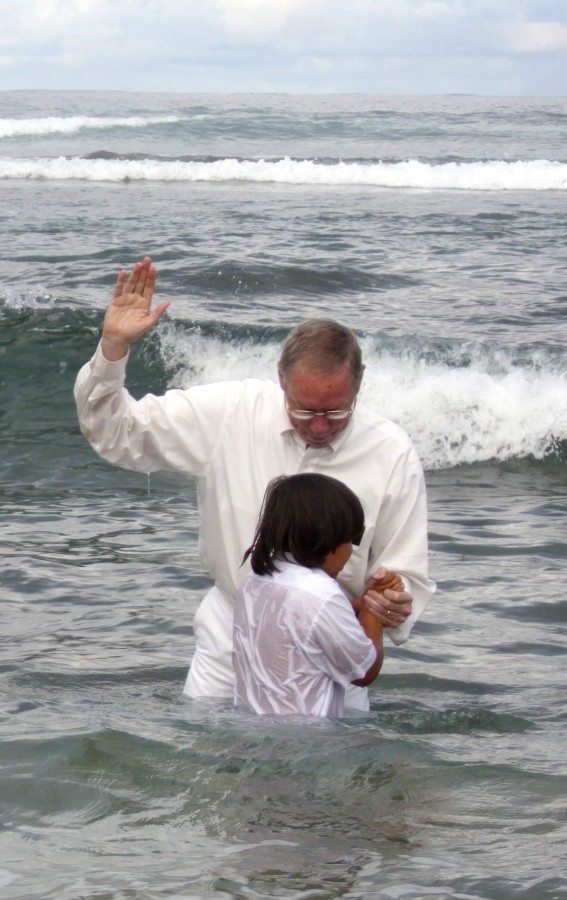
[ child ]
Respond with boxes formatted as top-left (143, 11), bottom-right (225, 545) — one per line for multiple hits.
top-left (233, 473), bottom-right (389, 717)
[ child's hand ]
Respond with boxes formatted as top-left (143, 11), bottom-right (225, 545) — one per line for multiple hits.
top-left (366, 568), bottom-right (404, 594)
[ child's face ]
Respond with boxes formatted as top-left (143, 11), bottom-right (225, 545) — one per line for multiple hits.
top-left (321, 542), bottom-right (353, 578)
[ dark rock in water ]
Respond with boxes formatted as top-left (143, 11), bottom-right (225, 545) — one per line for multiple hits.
top-left (82, 149), bottom-right (120, 159)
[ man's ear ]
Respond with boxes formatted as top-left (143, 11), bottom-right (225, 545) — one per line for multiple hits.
top-left (277, 363), bottom-right (285, 390)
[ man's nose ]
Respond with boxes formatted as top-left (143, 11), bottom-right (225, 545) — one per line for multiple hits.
top-left (309, 414), bottom-right (330, 434)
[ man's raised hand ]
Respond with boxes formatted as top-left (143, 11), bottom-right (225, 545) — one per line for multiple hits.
top-left (101, 257), bottom-right (171, 361)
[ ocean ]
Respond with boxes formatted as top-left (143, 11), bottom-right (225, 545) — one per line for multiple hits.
top-left (0, 91), bottom-right (566, 899)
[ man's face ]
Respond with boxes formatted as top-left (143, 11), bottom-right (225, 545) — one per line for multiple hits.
top-left (280, 361), bottom-right (357, 448)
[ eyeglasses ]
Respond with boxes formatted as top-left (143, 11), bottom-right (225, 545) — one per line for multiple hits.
top-left (287, 403), bottom-right (355, 422)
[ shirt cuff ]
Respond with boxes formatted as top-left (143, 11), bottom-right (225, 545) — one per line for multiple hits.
top-left (91, 340), bottom-right (130, 381)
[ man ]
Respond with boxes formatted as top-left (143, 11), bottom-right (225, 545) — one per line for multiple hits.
top-left (75, 256), bottom-right (435, 710)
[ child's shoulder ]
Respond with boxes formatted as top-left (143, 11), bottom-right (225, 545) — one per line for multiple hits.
top-left (270, 561), bottom-right (344, 602)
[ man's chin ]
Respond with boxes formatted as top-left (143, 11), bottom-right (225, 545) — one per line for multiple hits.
top-left (305, 436), bottom-right (333, 448)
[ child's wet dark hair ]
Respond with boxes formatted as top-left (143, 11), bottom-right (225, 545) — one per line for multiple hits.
top-left (243, 473), bottom-right (365, 576)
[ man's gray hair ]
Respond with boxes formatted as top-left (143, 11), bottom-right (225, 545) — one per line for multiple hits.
top-left (279, 319), bottom-right (364, 391)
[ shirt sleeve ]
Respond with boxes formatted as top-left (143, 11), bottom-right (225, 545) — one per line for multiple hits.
top-left (368, 440), bottom-right (436, 645)
top-left (306, 591), bottom-right (376, 686)
top-left (74, 342), bottom-right (240, 475)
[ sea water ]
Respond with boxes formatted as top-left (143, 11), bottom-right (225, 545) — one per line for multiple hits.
top-left (0, 91), bottom-right (566, 899)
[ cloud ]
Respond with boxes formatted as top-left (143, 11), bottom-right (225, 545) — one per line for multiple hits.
top-left (1, 0), bottom-right (115, 44)
top-left (212, 0), bottom-right (468, 45)
top-left (0, 0), bottom-right (566, 93)
top-left (507, 21), bottom-right (567, 52)
top-left (213, 0), bottom-right (326, 42)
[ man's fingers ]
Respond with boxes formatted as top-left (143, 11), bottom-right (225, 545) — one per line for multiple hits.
top-left (124, 257), bottom-right (153, 298)
top-left (363, 588), bottom-right (412, 628)
top-left (128, 263), bottom-right (148, 297)
top-left (141, 265), bottom-right (157, 301)
top-left (383, 589), bottom-right (411, 603)
top-left (110, 259), bottom-right (158, 311)
top-left (134, 258), bottom-right (155, 299)
top-left (112, 270), bottom-right (127, 300)
top-left (364, 598), bottom-right (405, 627)
top-left (151, 301), bottom-right (171, 323)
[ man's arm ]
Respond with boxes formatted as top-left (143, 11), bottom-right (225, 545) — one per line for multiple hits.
top-left (365, 443), bottom-right (436, 644)
top-left (74, 257), bottom-right (229, 477)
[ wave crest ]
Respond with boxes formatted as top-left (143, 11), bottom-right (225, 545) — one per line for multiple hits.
top-left (0, 114), bottom-right (181, 139)
top-left (0, 155), bottom-right (565, 190)
top-left (158, 323), bottom-right (567, 470)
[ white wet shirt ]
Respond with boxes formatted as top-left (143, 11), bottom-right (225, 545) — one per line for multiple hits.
top-left (233, 559), bottom-right (377, 717)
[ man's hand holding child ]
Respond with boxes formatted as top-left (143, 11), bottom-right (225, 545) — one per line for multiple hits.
top-left (362, 567), bottom-right (413, 628)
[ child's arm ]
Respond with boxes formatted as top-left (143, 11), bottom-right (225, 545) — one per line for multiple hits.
top-left (351, 599), bottom-right (384, 687)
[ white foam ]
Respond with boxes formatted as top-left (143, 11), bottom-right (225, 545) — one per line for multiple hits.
top-left (159, 325), bottom-right (280, 386)
top-left (0, 869), bottom-right (19, 889)
top-left (359, 350), bottom-right (567, 469)
top-left (0, 155), bottom-right (565, 190)
top-left (1, 288), bottom-right (55, 310)
top-left (0, 115), bottom-right (181, 139)
top-left (158, 326), bottom-right (567, 469)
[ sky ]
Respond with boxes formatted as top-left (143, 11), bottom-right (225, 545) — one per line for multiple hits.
top-left (1, 0), bottom-right (567, 95)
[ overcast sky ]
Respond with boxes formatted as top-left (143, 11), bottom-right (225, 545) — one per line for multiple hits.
top-left (2, 0), bottom-right (566, 95)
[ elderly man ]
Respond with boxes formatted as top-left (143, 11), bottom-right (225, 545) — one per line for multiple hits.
top-left (75, 257), bottom-right (435, 710)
